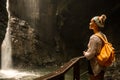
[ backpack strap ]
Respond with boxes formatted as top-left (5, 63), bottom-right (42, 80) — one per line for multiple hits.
top-left (95, 33), bottom-right (108, 44)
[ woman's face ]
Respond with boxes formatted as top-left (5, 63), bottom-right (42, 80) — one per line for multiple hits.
top-left (89, 19), bottom-right (96, 30)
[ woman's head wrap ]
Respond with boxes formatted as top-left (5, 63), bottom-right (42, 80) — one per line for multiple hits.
top-left (92, 14), bottom-right (107, 28)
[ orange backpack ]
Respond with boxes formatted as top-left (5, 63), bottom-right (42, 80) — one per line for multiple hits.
top-left (95, 33), bottom-right (115, 67)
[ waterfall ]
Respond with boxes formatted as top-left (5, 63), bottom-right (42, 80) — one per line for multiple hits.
top-left (1, 25), bottom-right (12, 70)
top-left (1, 0), bottom-right (12, 70)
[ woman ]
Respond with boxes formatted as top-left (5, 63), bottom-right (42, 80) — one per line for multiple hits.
top-left (83, 14), bottom-right (107, 80)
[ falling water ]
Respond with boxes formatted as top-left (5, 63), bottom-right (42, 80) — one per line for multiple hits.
top-left (1, 0), bottom-right (12, 70)
top-left (0, 0), bottom-right (41, 79)
top-left (0, 0), bottom-right (51, 79)
top-left (1, 26), bottom-right (12, 70)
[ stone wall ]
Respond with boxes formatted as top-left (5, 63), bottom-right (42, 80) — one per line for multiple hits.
top-left (0, 0), bottom-right (120, 68)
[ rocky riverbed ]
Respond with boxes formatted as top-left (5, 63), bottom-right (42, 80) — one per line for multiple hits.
top-left (104, 53), bottom-right (120, 80)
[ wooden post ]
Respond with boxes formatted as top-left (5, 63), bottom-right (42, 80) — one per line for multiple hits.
top-left (73, 61), bottom-right (80, 80)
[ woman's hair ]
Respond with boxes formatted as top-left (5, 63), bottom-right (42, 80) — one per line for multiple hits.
top-left (92, 14), bottom-right (107, 28)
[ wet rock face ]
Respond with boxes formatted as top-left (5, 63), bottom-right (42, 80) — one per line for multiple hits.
top-left (9, 17), bottom-right (56, 68)
top-left (0, 0), bottom-right (59, 68)
top-left (10, 17), bottom-right (35, 56)
top-left (9, 17), bottom-right (37, 67)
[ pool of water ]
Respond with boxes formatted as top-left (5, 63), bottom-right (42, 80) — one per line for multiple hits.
top-left (0, 60), bottom-right (88, 80)
top-left (0, 69), bottom-right (39, 80)
top-left (0, 67), bottom-right (88, 80)
top-left (0, 66), bottom-right (59, 80)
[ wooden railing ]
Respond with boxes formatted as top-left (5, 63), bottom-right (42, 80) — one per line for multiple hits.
top-left (34, 56), bottom-right (85, 80)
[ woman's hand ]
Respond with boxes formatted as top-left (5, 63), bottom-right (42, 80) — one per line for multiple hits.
top-left (83, 51), bottom-right (86, 56)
